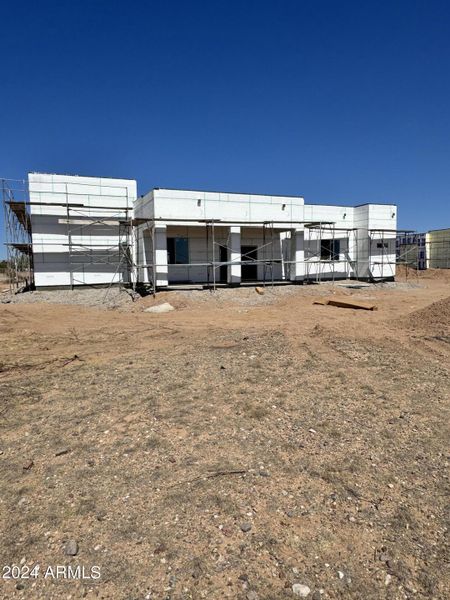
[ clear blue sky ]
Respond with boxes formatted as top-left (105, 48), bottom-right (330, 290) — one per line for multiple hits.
top-left (1, 0), bottom-right (449, 256)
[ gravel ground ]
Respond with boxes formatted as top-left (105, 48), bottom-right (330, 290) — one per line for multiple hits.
top-left (0, 280), bottom-right (424, 311)
top-left (0, 288), bottom-right (136, 310)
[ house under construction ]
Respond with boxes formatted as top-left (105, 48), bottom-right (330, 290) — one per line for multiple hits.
top-left (3, 173), bottom-right (400, 291)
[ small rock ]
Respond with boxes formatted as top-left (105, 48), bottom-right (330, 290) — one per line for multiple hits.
top-left (22, 459), bottom-right (34, 471)
top-left (337, 570), bottom-right (345, 580)
top-left (144, 302), bottom-right (175, 314)
top-left (308, 428), bottom-right (317, 434)
top-left (247, 592), bottom-right (259, 600)
top-left (240, 522), bottom-right (252, 533)
top-left (55, 448), bottom-right (70, 457)
top-left (96, 511), bottom-right (107, 521)
top-left (255, 287), bottom-right (265, 295)
top-left (292, 583), bottom-right (311, 597)
top-left (285, 509), bottom-right (295, 518)
top-left (259, 469), bottom-right (270, 477)
top-left (312, 592), bottom-right (321, 600)
top-left (191, 566), bottom-right (201, 579)
top-left (385, 574), bottom-right (392, 586)
top-left (64, 540), bottom-right (78, 556)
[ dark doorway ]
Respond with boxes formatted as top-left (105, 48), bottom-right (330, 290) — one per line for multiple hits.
top-left (241, 245), bottom-right (258, 281)
top-left (219, 245), bottom-right (227, 283)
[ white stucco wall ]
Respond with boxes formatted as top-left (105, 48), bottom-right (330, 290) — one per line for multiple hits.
top-left (29, 176), bottom-right (397, 288)
top-left (135, 188), bottom-right (306, 226)
top-left (29, 173), bottom-right (137, 287)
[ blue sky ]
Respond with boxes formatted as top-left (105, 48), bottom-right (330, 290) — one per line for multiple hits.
top-left (1, 0), bottom-right (449, 256)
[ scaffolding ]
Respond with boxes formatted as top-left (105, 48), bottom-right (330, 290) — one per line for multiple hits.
top-left (2, 179), bottom-right (34, 292)
top-left (5, 177), bottom-right (433, 296)
top-left (61, 200), bottom-right (133, 291)
top-left (135, 221), bottom-right (424, 293)
top-left (396, 231), bottom-right (425, 277)
top-left (367, 228), bottom-right (425, 281)
top-left (133, 217), bottom-right (367, 295)
top-left (1, 178), bottom-right (134, 293)
top-left (367, 228), bottom-right (397, 281)
top-left (396, 231), bottom-right (450, 274)
top-left (303, 223), bottom-right (359, 283)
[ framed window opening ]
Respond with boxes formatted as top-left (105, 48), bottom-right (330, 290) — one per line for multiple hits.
top-left (320, 239), bottom-right (340, 261)
top-left (167, 237), bottom-right (189, 265)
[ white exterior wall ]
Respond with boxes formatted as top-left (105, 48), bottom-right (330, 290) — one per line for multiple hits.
top-left (134, 188), bottom-right (305, 225)
top-left (28, 179), bottom-right (397, 288)
top-left (134, 190), bottom-right (397, 285)
top-left (134, 188), bottom-right (304, 285)
top-left (303, 205), bottom-right (356, 279)
top-left (29, 173), bottom-right (137, 288)
top-left (365, 204), bottom-right (397, 279)
top-left (353, 204), bottom-right (397, 279)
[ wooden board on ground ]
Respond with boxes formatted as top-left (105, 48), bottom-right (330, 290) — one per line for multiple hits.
top-left (313, 297), bottom-right (378, 311)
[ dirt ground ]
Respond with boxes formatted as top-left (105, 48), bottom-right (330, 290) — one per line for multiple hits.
top-left (0, 271), bottom-right (449, 600)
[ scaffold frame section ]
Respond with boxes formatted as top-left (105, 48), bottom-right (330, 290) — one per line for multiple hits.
top-left (62, 203), bottom-right (133, 290)
top-left (303, 223), bottom-right (359, 283)
top-left (395, 233), bottom-right (450, 278)
top-left (367, 228), bottom-right (420, 281)
top-left (22, 180), bottom-right (134, 291)
top-left (2, 179), bottom-right (34, 292)
top-left (134, 218), bottom-right (367, 295)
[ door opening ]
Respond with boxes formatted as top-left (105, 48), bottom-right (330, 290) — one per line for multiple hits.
top-left (241, 245), bottom-right (258, 281)
top-left (219, 245), bottom-right (227, 283)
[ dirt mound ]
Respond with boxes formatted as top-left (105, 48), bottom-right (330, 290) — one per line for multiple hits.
top-left (400, 295), bottom-right (450, 331)
top-left (419, 268), bottom-right (450, 281)
top-left (395, 265), bottom-right (450, 282)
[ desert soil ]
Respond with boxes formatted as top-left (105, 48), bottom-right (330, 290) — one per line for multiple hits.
top-left (0, 270), bottom-right (449, 600)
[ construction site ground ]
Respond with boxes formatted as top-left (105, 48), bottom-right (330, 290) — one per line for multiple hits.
top-left (0, 269), bottom-right (449, 600)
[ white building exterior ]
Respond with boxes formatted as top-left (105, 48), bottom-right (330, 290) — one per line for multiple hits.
top-left (29, 173), bottom-right (136, 288)
top-left (134, 188), bottom-right (397, 286)
top-left (27, 173), bottom-right (397, 288)
top-left (426, 228), bottom-right (450, 269)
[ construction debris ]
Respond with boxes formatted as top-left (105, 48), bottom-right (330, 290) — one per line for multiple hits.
top-left (313, 298), bottom-right (378, 311)
top-left (255, 287), bottom-right (265, 295)
top-left (144, 302), bottom-right (175, 314)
